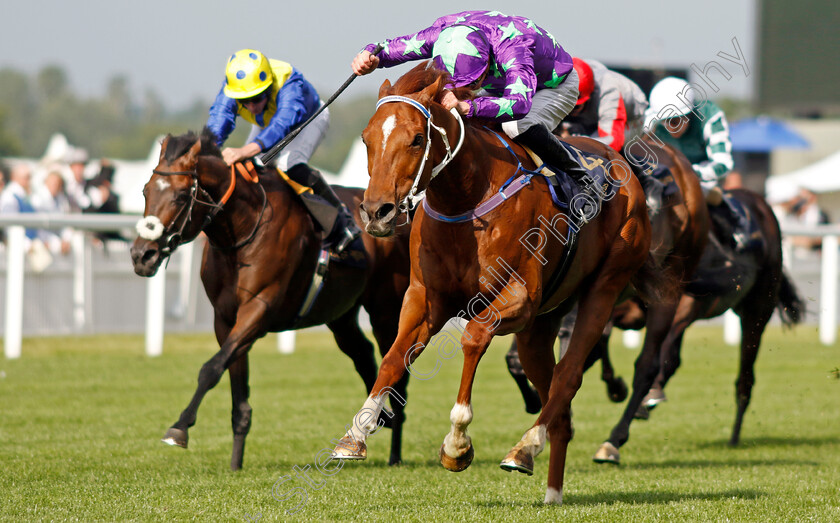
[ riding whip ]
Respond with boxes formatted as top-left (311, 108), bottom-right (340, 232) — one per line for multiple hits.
top-left (259, 44), bottom-right (384, 165)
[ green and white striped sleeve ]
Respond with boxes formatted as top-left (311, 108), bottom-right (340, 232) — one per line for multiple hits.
top-left (694, 108), bottom-right (733, 183)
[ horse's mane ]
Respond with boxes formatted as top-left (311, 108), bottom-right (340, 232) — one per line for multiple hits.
top-left (387, 62), bottom-right (475, 102)
top-left (163, 128), bottom-right (222, 162)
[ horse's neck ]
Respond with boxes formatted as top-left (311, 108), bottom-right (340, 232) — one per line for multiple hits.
top-left (198, 159), bottom-right (269, 249)
top-left (424, 122), bottom-right (492, 217)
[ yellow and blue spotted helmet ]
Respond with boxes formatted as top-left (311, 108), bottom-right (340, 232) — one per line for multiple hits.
top-left (224, 49), bottom-right (273, 99)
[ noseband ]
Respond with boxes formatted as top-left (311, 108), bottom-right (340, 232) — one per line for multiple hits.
top-left (375, 95), bottom-right (465, 212)
top-left (136, 162), bottom-right (265, 256)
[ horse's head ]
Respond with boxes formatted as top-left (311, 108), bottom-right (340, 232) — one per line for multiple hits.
top-left (130, 130), bottom-right (221, 276)
top-left (359, 64), bottom-right (459, 237)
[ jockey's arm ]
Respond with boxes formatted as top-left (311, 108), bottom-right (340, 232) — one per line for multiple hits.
top-left (221, 143), bottom-right (262, 165)
top-left (355, 16), bottom-right (451, 74)
top-left (694, 110), bottom-right (734, 183)
top-left (468, 48), bottom-right (537, 121)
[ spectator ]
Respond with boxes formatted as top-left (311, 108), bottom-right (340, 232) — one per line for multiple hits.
top-left (32, 169), bottom-right (73, 255)
top-left (65, 147), bottom-right (92, 212)
top-left (789, 188), bottom-right (829, 252)
top-left (83, 159), bottom-right (124, 242)
top-left (83, 160), bottom-right (120, 215)
top-left (0, 163), bottom-right (39, 243)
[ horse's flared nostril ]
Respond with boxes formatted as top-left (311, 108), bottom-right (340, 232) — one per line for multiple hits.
top-left (376, 203), bottom-right (396, 221)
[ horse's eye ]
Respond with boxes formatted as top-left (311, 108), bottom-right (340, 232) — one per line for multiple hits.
top-left (174, 192), bottom-right (189, 203)
top-left (411, 134), bottom-right (424, 147)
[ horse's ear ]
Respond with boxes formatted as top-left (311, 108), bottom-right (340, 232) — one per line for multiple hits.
top-left (158, 135), bottom-right (171, 163)
top-left (419, 74), bottom-right (448, 106)
top-left (378, 79), bottom-right (392, 99)
top-left (183, 139), bottom-right (202, 167)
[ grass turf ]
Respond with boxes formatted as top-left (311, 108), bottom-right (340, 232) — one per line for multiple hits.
top-left (1, 325), bottom-right (838, 521)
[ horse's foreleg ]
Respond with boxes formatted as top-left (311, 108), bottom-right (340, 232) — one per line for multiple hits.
top-left (229, 353), bottom-right (252, 471)
top-left (327, 306), bottom-right (378, 393)
top-left (538, 272), bottom-right (633, 504)
top-left (594, 300), bottom-right (678, 464)
top-left (649, 295), bottom-right (703, 401)
top-left (370, 314), bottom-right (408, 466)
top-left (163, 305), bottom-right (265, 450)
top-left (505, 340), bottom-right (542, 414)
top-left (333, 285), bottom-right (443, 461)
top-left (500, 312), bottom-right (563, 476)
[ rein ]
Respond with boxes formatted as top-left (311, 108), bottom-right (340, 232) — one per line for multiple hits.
top-left (139, 160), bottom-right (266, 256)
top-left (421, 129), bottom-right (546, 224)
top-left (375, 95), bottom-right (465, 212)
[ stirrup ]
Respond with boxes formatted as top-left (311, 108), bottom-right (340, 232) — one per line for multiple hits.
top-left (334, 227), bottom-right (359, 253)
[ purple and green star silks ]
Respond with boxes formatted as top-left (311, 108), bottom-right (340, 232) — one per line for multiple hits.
top-left (363, 10), bottom-right (573, 122)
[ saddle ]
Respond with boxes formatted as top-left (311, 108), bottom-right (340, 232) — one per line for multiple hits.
top-left (522, 141), bottom-right (616, 225)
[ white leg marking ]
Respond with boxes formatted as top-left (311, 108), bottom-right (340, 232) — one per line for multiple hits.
top-left (380, 115), bottom-right (396, 154)
top-left (520, 425), bottom-right (547, 456)
top-left (544, 487), bottom-right (563, 504)
top-left (347, 393), bottom-right (388, 442)
top-left (155, 179), bottom-right (171, 191)
top-left (443, 403), bottom-right (473, 457)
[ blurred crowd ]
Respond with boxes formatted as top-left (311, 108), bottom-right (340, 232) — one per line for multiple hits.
top-left (0, 148), bottom-right (123, 266)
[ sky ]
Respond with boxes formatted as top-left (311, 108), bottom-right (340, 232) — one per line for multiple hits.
top-left (1, 0), bottom-right (757, 111)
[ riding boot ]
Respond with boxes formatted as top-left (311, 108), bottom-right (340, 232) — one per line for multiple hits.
top-left (639, 173), bottom-right (665, 214)
top-left (623, 150), bottom-right (666, 215)
top-left (707, 189), bottom-right (746, 250)
top-left (286, 163), bottom-right (361, 252)
top-left (516, 125), bottom-right (593, 189)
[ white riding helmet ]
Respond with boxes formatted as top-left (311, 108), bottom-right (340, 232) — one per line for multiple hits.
top-left (644, 77), bottom-right (694, 128)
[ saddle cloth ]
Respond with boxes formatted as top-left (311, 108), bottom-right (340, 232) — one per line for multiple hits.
top-left (522, 141), bottom-right (616, 223)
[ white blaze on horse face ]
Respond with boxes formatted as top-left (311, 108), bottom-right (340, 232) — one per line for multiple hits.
top-left (380, 115), bottom-right (397, 155)
top-left (155, 178), bottom-right (171, 192)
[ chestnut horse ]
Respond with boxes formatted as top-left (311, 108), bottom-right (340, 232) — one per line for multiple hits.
top-left (129, 129), bottom-right (411, 470)
top-left (508, 140), bottom-right (710, 413)
top-left (592, 188), bottom-right (804, 464)
top-left (330, 65), bottom-right (667, 505)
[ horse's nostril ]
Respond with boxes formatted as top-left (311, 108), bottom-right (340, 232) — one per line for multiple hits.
top-left (141, 248), bottom-right (158, 265)
top-left (376, 203), bottom-right (396, 221)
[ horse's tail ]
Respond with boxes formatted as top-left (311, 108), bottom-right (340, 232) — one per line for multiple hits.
top-left (777, 269), bottom-right (804, 327)
top-left (631, 254), bottom-right (683, 306)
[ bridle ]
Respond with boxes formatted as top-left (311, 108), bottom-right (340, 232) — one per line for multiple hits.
top-left (374, 95), bottom-right (465, 213)
top-left (137, 161), bottom-right (266, 257)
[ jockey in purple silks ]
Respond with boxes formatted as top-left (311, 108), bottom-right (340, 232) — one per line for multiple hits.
top-left (352, 10), bottom-right (592, 188)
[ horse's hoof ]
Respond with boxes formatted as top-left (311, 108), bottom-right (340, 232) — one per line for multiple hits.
top-left (500, 448), bottom-right (534, 475)
top-left (331, 436), bottom-right (367, 460)
top-left (439, 443), bottom-right (474, 472)
top-left (593, 442), bottom-right (620, 465)
top-left (161, 427), bottom-right (188, 448)
top-left (607, 377), bottom-right (628, 403)
top-left (633, 404), bottom-right (650, 420)
top-left (643, 388), bottom-right (667, 410)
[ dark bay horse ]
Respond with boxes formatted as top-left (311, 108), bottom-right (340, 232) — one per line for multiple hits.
top-left (593, 188), bottom-right (804, 464)
top-left (129, 129), bottom-right (411, 469)
top-left (329, 64), bottom-right (667, 505)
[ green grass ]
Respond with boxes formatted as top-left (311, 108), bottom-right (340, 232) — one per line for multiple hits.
top-left (1, 326), bottom-right (838, 522)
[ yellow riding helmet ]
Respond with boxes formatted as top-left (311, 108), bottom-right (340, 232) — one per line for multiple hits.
top-left (224, 49), bottom-right (273, 99)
